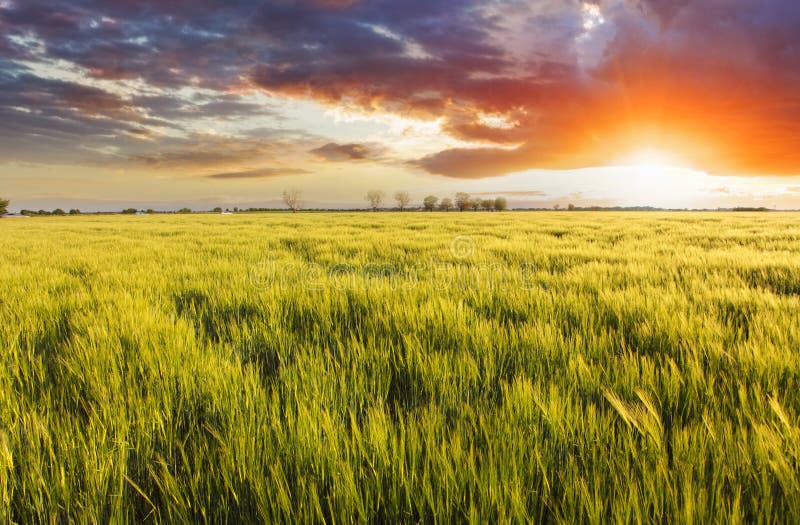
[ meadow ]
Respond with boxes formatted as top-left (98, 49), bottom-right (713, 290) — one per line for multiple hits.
top-left (1, 211), bottom-right (799, 523)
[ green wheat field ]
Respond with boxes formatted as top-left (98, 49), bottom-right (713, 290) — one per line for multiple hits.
top-left (1, 212), bottom-right (799, 523)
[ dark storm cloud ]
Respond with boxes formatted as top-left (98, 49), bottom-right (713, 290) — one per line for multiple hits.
top-left (1, 0), bottom-right (800, 176)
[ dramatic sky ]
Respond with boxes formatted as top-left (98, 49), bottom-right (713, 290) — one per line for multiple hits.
top-left (2, 0), bottom-right (800, 210)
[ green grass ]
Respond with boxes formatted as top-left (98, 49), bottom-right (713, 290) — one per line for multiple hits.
top-left (1, 212), bottom-right (799, 523)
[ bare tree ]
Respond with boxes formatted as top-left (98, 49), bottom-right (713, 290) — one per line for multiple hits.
top-left (480, 199), bottom-right (495, 211)
top-left (282, 188), bottom-right (302, 213)
top-left (394, 191), bottom-right (412, 211)
top-left (423, 195), bottom-right (439, 211)
top-left (439, 198), bottom-right (453, 211)
top-left (0, 196), bottom-right (8, 215)
top-left (366, 190), bottom-right (385, 211)
top-left (455, 192), bottom-right (472, 212)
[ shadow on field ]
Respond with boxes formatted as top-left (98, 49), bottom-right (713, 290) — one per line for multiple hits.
top-left (173, 290), bottom-right (283, 381)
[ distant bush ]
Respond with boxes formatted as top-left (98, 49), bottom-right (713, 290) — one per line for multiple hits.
top-left (178, 208), bottom-right (192, 214)
top-left (122, 208), bottom-right (138, 214)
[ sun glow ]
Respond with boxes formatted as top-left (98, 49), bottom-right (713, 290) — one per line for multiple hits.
top-left (617, 148), bottom-right (685, 170)
top-left (609, 147), bottom-right (708, 207)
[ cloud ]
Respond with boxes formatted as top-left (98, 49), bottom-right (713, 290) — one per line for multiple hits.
top-left (310, 142), bottom-right (382, 161)
top-left (2, 0), bottom-right (800, 178)
top-left (413, 146), bottom-right (531, 179)
top-left (125, 132), bottom-right (316, 173)
top-left (207, 167), bottom-right (312, 179)
top-left (132, 93), bottom-right (279, 121)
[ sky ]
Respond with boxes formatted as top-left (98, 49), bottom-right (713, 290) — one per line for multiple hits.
top-left (2, 0), bottom-right (800, 211)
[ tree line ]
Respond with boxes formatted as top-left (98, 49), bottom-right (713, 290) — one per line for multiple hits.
top-left (1, 192), bottom-right (510, 216)
top-left (280, 189), bottom-right (508, 212)
top-left (3, 194), bottom-right (782, 217)
top-left (19, 208), bottom-right (83, 216)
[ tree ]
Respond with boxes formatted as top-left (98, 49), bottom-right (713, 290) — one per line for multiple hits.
top-left (365, 190), bottom-right (385, 211)
top-left (52, 208), bottom-right (66, 216)
top-left (178, 208), bottom-right (192, 214)
top-left (146, 209), bottom-right (155, 214)
top-left (480, 199), bottom-right (495, 211)
top-left (69, 209), bottom-right (81, 215)
top-left (470, 200), bottom-right (481, 211)
top-left (282, 188), bottom-right (302, 213)
top-left (122, 208), bottom-right (137, 214)
top-left (568, 203), bottom-right (576, 211)
top-left (394, 191), bottom-right (411, 211)
top-left (455, 192), bottom-right (472, 212)
top-left (553, 204), bottom-right (561, 210)
top-left (494, 197), bottom-right (508, 211)
top-left (213, 207), bottom-right (223, 213)
top-left (0, 197), bottom-right (9, 215)
top-left (423, 195), bottom-right (439, 211)
top-left (439, 198), bottom-right (453, 211)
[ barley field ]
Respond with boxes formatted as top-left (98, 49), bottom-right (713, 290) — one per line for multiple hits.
top-left (1, 212), bottom-right (799, 523)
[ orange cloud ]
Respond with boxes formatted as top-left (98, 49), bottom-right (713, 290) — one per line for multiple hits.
top-left (249, 1), bottom-right (800, 178)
